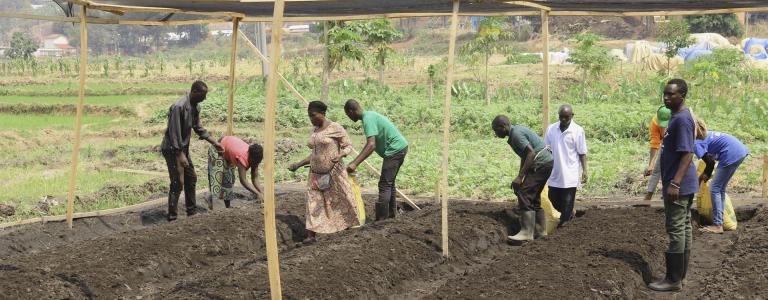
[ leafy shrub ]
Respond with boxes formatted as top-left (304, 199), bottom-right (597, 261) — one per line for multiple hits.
top-left (504, 52), bottom-right (542, 65)
top-left (566, 33), bottom-right (614, 78)
top-left (685, 14), bottom-right (743, 37)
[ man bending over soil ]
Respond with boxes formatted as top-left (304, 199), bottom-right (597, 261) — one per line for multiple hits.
top-left (344, 99), bottom-right (408, 221)
top-left (492, 115), bottom-right (553, 243)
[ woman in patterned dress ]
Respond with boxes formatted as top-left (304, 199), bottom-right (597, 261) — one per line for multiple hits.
top-left (288, 101), bottom-right (360, 242)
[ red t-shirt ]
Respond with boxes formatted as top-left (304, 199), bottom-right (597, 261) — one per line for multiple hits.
top-left (221, 136), bottom-right (250, 168)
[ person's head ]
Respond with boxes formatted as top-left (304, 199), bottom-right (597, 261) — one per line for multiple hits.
top-left (656, 106), bottom-right (672, 128)
top-left (663, 79), bottom-right (688, 112)
top-left (190, 80), bottom-right (208, 104)
top-left (344, 99), bottom-right (363, 122)
top-left (308, 100), bottom-right (328, 127)
top-left (248, 144), bottom-right (264, 169)
top-left (558, 104), bottom-right (574, 130)
top-left (492, 115), bottom-right (511, 138)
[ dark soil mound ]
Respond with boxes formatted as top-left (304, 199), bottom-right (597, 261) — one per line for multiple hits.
top-left (0, 193), bottom-right (766, 299)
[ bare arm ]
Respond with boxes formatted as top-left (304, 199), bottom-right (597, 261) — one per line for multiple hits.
top-left (673, 153), bottom-right (694, 184)
top-left (667, 152), bottom-right (694, 201)
top-left (647, 148), bottom-right (659, 170)
top-left (237, 165), bottom-right (262, 198)
top-left (579, 153), bottom-right (588, 183)
top-left (347, 136), bottom-right (376, 173)
top-left (289, 155), bottom-right (311, 172)
top-left (517, 145), bottom-right (536, 179)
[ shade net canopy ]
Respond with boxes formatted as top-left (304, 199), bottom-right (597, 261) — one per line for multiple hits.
top-left (57, 0), bottom-right (768, 19)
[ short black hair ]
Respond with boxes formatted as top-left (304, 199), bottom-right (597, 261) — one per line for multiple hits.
top-left (558, 104), bottom-right (573, 114)
top-left (492, 115), bottom-right (510, 128)
top-left (344, 99), bottom-right (360, 112)
top-left (248, 144), bottom-right (264, 167)
top-left (191, 80), bottom-right (208, 93)
top-left (667, 79), bottom-right (688, 98)
top-left (308, 100), bottom-right (327, 114)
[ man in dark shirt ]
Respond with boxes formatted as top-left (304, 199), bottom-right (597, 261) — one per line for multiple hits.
top-left (649, 79), bottom-right (699, 292)
top-left (492, 115), bottom-right (554, 243)
top-left (160, 80), bottom-right (223, 221)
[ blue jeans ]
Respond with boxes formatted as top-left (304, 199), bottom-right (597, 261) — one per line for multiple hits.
top-left (710, 157), bottom-right (746, 225)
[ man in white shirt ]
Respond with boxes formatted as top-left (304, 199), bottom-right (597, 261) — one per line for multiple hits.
top-left (545, 104), bottom-right (588, 226)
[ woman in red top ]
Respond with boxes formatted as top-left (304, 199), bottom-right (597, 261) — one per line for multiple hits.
top-left (207, 136), bottom-right (263, 208)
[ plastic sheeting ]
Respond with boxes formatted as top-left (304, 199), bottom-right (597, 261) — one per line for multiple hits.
top-left (743, 38), bottom-right (768, 60)
top-left (690, 33), bottom-right (733, 49)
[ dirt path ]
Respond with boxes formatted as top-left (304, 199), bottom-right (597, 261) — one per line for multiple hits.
top-left (0, 190), bottom-right (765, 299)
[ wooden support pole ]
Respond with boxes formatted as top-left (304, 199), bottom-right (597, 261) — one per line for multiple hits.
top-left (65, 6), bottom-right (88, 229)
top-left (227, 17), bottom-right (241, 136)
top-left (237, 31), bottom-right (422, 210)
top-left (441, 0), bottom-right (460, 258)
top-left (263, 0), bottom-right (285, 298)
top-left (541, 10), bottom-right (550, 135)
top-left (763, 155), bottom-right (768, 200)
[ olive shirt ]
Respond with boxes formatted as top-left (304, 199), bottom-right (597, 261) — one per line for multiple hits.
top-left (507, 125), bottom-right (554, 168)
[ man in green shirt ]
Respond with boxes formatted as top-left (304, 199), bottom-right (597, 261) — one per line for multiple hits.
top-left (345, 99), bottom-right (409, 221)
top-left (492, 115), bottom-right (554, 243)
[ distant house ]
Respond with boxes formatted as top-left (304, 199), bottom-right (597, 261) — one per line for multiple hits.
top-left (34, 34), bottom-right (76, 57)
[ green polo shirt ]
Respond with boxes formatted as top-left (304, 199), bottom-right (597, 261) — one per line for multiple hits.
top-left (362, 111), bottom-right (408, 158)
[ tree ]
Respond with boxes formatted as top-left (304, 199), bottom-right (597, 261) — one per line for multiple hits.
top-left (685, 14), bottom-right (743, 37)
top-left (566, 33), bottom-right (614, 79)
top-left (657, 20), bottom-right (695, 75)
top-left (318, 21), bottom-right (366, 101)
top-left (459, 17), bottom-right (513, 105)
top-left (358, 19), bottom-right (403, 83)
top-left (6, 32), bottom-right (38, 60)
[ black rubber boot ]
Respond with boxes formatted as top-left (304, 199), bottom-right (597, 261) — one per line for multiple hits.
top-left (534, 209), bottom-right (548, 239)
top-left (508, 211), bottom-right (535, 242)
top-left (375, 202), bottom-right (390, 221)
top-left (648, 252), bottom-right (685, 292)
top-left (167, 192), bottom-right (179, 221)
top-left (681, 249), bottom-right (690, 286)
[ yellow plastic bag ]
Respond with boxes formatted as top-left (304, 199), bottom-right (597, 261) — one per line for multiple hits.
top-left (540, 186), bottom-right (562, 235)
top-left (696, 162), bottom-right (738, 231)
top-left (348, 174), bottom-right (366, 226)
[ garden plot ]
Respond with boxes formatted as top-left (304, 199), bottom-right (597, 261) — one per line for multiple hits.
top-left (0, 189), bottom-right (765, 299)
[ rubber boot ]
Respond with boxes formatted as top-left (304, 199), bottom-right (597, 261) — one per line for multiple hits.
top-left (508, 211), bottom-right (535, 242)
top-left (681, 250), bottom-right (690, 286)
top-left (534, 209), bottom-right (548, 239)
top-left (167, 192), bottom-right (179, 221)
top-left (375, 202), bottom-right (390, 221)
top-left (224, 200), bottom-right (231, 208)
top-left (648, 252), bottom-right (684, 292)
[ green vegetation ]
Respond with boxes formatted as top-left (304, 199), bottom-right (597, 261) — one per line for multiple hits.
top-left (6, 32), bottom-right (38, 60)
top-left (0, 113), bottom-right (114, 130)
top-left (460, 17), bottom-right (513, 105)
top-left (504, 52), bottom-right (542, 65)
top-left (358, 19), bottom-right (404, 83)
top-left (657, 20), bottom-right (696, 74)
top-left (685, 14), bottom-right (744, 37)
top-left (567, 33), bottom-right (614, 79)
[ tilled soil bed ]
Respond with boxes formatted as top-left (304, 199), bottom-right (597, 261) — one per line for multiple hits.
top-left (0, 191), bottom-right (766, 299)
